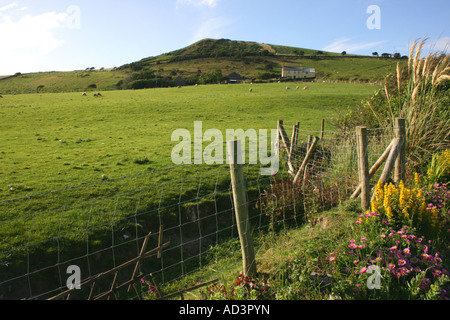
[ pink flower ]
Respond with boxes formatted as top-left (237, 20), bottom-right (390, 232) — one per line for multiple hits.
top-left (432, 269), bottom-right (442, 277)
top-left (328, 256), bottom-right (335, 262)
top-left (360, 267), bottom-right (368, 274)
top-left (398, 259), bottom-right (407, 266)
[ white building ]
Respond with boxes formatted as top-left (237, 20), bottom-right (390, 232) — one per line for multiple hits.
top-left (282, 66), bottom-right (316, 80)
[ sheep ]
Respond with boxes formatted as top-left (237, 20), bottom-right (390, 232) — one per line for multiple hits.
top-left (303, 86), bottom-right (309, 90)
top-left (296, 86), bottom-right (299, 90)
top-left (286, 86), bottom-right (291, 90)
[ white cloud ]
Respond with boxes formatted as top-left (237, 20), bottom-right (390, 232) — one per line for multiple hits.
top-left (191, 16), bottom-right (232, 42)
top-left (0, 12), bottom-right (68, 54)
top-left (0, 7), bottom-right (71, 74)
top-left (0, 3), bottom-right (17, 12)
top-left (424, 37), bottom-right (450, 52)
top-left (176, 0), bottom-right (219, 9)
top-left (323, 38), bottom-right (387, 54)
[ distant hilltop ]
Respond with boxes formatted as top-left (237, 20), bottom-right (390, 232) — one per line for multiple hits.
top-left (0, 38), bottom-right (404, 94)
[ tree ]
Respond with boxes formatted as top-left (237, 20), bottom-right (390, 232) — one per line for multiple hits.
top-left (86, 83), bottom-right (97, 90)
top-left (199, 69), bottom-right (223, 84)
top-left (341, 51), bottom-right (347, 56)
top-left (372, 52), bottom-right (379, 57)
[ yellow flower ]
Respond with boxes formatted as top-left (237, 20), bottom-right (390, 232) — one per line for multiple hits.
top-left (386, 206), bottom-right (393, 222)
top-left (371, 200), bottom-right (378, 213)
top-left (414, 172), bottom-right (420, 185)
top-left (399, 181), bottom-right (408, 210)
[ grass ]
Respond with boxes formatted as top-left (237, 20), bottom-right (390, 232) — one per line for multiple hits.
top-left (142, 201), bottom-right (361, 300)
top-left (154, 189), bottom-right (449, 301)
top-left (0, 39), bottom-right (402, 94)
top-left (0, 81), bottom-right (381, 299)
top-left (335, 38), bottom-right (449, 176)
top-left (0, 70), bottom-right (127, 94)
top-left (0, 82), bottom-right (379, 201)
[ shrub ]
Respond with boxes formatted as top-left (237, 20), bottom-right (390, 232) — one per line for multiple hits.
top-left (369, 179), bottom-right (448, 237)
top-left (204, 274), bottom-right (273, 300)
top-left (426, 149), bottom-right (450, 185)
top-left (333, 38), bottom-right (450, 177)
top-left (329, 206), bottom-right (449, 299)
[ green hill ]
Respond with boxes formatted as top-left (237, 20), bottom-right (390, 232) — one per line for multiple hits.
top-left (0, 38), bottom-right (404, 94)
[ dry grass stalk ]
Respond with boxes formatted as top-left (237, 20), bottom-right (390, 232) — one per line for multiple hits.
top-left (392, 38), bottom-right (449, 171)
top-left (396, 62), bottom-right (402, 92)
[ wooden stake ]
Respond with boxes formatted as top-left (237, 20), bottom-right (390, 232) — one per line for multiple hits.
top-left (127, 231), bottom-right (152, 292)
top-left (277, 120), bottom-right (291, 153)
top-left (371, 138), bottom-right (401, 201)
top-left (293, 136), bottom-right (319, 184)
top-left (289, 122), bottom-right (300, 157)
top-left (394, 118), bottom-right (406, 185)
top-left (351, 138), bottom-right (395, 199)
top-left (227, 140), bottom-right (257, 278)
top-left (157, 224), bottom-right (164, 259)
top-left (356, 126), bottom-right (370, 211)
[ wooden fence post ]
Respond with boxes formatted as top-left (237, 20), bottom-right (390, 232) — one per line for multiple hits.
top-left (293, 136), bottom-right (319, 185)
top-left (394, 118), bottom-right (406, 185)
top-left (356, 126), bottom-right (370, 211)
top-left (227, 140), bottom-right (257, 278)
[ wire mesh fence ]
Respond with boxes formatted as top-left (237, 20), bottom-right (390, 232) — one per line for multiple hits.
top-left (0, 121), bottom-right (396, 300)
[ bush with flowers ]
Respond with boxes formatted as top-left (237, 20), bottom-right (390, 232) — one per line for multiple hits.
top-left (369, 177), bottom-right (449, 239)
top-left (329, 213), bottom-right (449, 299)
top-left (327, 175), bottom-right (449, 299)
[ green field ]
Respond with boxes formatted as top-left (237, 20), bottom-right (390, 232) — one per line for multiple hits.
top-left (0, 82), bottom-right (379, 201)
top-left (0, 82), bottom-right (382, 298)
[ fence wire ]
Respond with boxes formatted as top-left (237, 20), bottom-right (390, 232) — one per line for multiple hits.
top-left (0, 124), bottom-right (395, 300)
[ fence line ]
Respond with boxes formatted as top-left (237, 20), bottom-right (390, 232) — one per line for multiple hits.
top-left (0, 121), bottom-right (397, 300)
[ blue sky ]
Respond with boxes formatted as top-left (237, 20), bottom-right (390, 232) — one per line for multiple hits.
top-left (0, 0), bottom-right (449, 75)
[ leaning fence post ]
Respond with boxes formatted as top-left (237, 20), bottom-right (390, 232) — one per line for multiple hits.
top-left (394, 118), bottom-right (406, 185)
top-left (356, 126), bottom-right (370, 212)
top-left (227, 140), bottom-right (257, 278)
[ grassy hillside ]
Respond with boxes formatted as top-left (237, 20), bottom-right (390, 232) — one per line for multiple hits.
top-left (0, 39), bottom-right (403, 94)
top-left (0, 70), bottom-right (127, 94)
top-left (0, 81), bottom-right (384, 299)
top-left (0, 82), bottom-right (379, 202)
